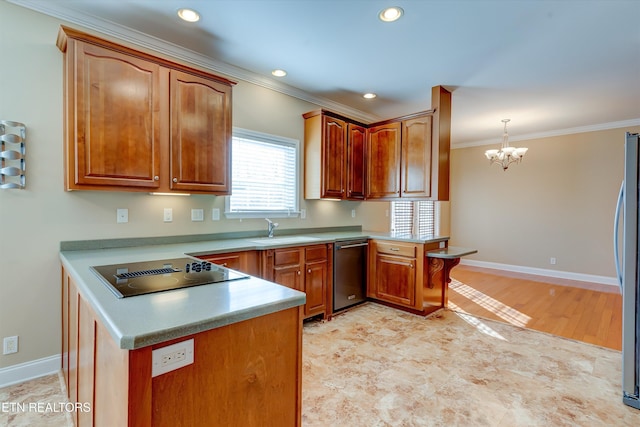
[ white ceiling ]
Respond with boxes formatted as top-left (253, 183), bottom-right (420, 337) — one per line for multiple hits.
top-left (9, 0), bottom-right (640, 147)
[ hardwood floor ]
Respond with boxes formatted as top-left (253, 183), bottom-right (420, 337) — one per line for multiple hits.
top-left (449, 265), bottom-right (623, 350)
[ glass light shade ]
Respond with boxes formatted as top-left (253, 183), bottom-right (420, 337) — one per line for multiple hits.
top-left (485, 149), bottom-right (499, 159)
top-left (501, 146), bottom-right (516, 155)
top-left (515, 147), bottom-right (528, 156)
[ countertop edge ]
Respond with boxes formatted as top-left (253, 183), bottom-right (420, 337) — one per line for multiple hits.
top-left (123, 295), bottom-right (305, 349)
top-left (426, 246), bottom-right (478, 259)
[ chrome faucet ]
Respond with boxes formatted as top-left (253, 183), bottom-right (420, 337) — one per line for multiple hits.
top-left (265, 218), bottom-right (279, 238)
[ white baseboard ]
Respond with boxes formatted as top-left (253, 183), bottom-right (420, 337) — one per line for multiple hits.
top-left (460, 259), bottom-right (619, 289)
top-left (0, 354), bottom-right (61, 388)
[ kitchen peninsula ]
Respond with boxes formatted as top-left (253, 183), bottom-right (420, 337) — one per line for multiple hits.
top-left (60, 229), bottom-right (473, 426)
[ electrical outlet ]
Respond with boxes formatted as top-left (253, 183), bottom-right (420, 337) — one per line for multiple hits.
top-left (161, 349), bottom-right (187, 366)
top-left (3, 336), bottom-right (18, 355)
top-left (191, 209), bottom-right (204, 222)
top-left (351, 209), bottom-right (356, 218)
top-left (116, 208), bottom-right (128, 223)
top-left (300, 209), bottom-right (306, 219)
top-left (211, 208), bottom-right (220, 221)
top-left (152, 338), bottom-right (194, 377)
top-left (163, 208), bottom-right (173, 222)
top-left (550, 257), bottom-right (557, 265)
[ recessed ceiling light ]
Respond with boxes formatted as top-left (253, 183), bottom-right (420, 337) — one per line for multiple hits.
top-left (177, 8), bottom-right (200, 22)
top-left (379, 7), bottom-right (404, 22)
top-left (363, 93), bottom-right (377, 99)
top-left (272, 69), bottom-right (287, 77)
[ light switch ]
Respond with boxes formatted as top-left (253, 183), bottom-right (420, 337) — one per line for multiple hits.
top-left (211, 208), bottom-right (220, 221)
top-left (164, 208), bottom-right (173, 222)
top-left (191, 209), bottom-right (204, 222)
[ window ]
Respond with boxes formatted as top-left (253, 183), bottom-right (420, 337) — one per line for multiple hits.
top-left (391, 201), bottom-right (435, 237)
top-left (225, 128), bottom-right (299, 218)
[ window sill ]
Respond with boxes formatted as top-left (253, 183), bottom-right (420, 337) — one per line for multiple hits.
top-left (224, 210), bottom-right (301, 219)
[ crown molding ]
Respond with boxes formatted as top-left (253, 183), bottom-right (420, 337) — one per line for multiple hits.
top-left (453, 118), bottom-right (640, 149)
top-left (8, 0), bottom-right (381, 124)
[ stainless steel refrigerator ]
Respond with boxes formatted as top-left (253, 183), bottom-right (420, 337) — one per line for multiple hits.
top-left (614, 132), bottom-right (640, 410)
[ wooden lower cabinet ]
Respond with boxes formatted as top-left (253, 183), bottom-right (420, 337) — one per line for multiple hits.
top-left (262, 244), bottom-right (332, 320)
top-left (367, 240), bottom-right (423, 311)
top-left (198, 250), bottom-right (260, 276)
top-left (61, 267), bottom-right (303, 426)
top-left (367, 239), bottom-right (457, 316)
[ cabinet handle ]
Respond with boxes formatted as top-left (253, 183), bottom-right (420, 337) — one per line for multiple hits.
top-left (154, 176), bottom-right (159, 181)
top-left (390, 247), bottom-right (400, 251)
top-left (297, 270), bottom-right (301, 275)
top-left (308, 269), bottom-right (311, 273)
top-left (173, 177), bottom-right (178, 183)
top-left (222, 263), bottom-right (227, 267)
top-left (409, 264), bottom-right (414, 268)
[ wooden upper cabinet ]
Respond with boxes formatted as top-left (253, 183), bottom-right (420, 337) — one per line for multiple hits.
top-left (321, 115), bottom-right (347, 198)
top-left (303, 110), bottom-right (366, 200)
top-left (71, 41), bottom-right (163, 189)
top-left (401, 114), bottom-right (432, 198)
top-left (347, 123), bottom-right (367, 200)
top-left (366, 122), bottom-right (401, 199)
top-left (57, 26), bottom-right (235, 194)
top-left (303, 86), bottom-right (451, 202)
top-left (170, 70), bottom-right (231, 193)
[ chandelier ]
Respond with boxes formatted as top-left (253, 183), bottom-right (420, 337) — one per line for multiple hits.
top-left (484, 119), bottom-right (528, 170)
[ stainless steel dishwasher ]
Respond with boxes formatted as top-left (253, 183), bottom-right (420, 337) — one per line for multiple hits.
top-left (333, 239), bottom-right (368, 312)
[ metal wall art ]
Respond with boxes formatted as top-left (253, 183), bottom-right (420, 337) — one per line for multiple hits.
top-left (0, 120), bottom-right (26, 189)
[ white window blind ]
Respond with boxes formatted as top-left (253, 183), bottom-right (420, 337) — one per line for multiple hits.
top-left (391, 201), bottom-right (435, 237)
top-left (417, 201), bottom-right (435, 237)
top-left (226, 128), bottom-right (299, 218)
top-left (391, 201), bottom-right (414, 235)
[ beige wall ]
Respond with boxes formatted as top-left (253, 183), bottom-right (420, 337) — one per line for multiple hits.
top-left (450, 125), bottom-right (640, 278)
top-left (0, 2), bottom-right (388, 369)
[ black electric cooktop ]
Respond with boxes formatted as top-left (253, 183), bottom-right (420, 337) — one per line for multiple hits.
top-left (90, 257), bottom-right (249, 298)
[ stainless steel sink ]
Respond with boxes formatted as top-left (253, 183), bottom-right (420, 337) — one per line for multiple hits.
top-left (249, 236), bottom-right (321, 245)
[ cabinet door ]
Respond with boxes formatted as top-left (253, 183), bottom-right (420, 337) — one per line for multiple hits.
top-left (304, 259), bottom-right (328, 317)
top-left (374, 254), bottom-right (416, 307)
top-left (366, 122), bottom-right (401, 199)
top-left (271, 247), bottom-right (303, 291)
top-left (321, 115), bottom-right (347, 199)
top-left (273, 265), bottom-right (303, 291)
top-left (72, 41), bottom-right (162, 189)
top-left (402, 115), bottom-right (432, 198)
top-left (347, 123), bottom-right (367, 200)
top-left (170, 70), bottom-right (232, 193)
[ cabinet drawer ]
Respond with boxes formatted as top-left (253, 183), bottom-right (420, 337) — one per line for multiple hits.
top-left (200, 254), bottom-right (241, 270)
top-left (304, 245), bottom-right (328, 262)
top-left (376, 241), bottom-right (416, 258)
top-left (273, 248), bottom-right (302, 267)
